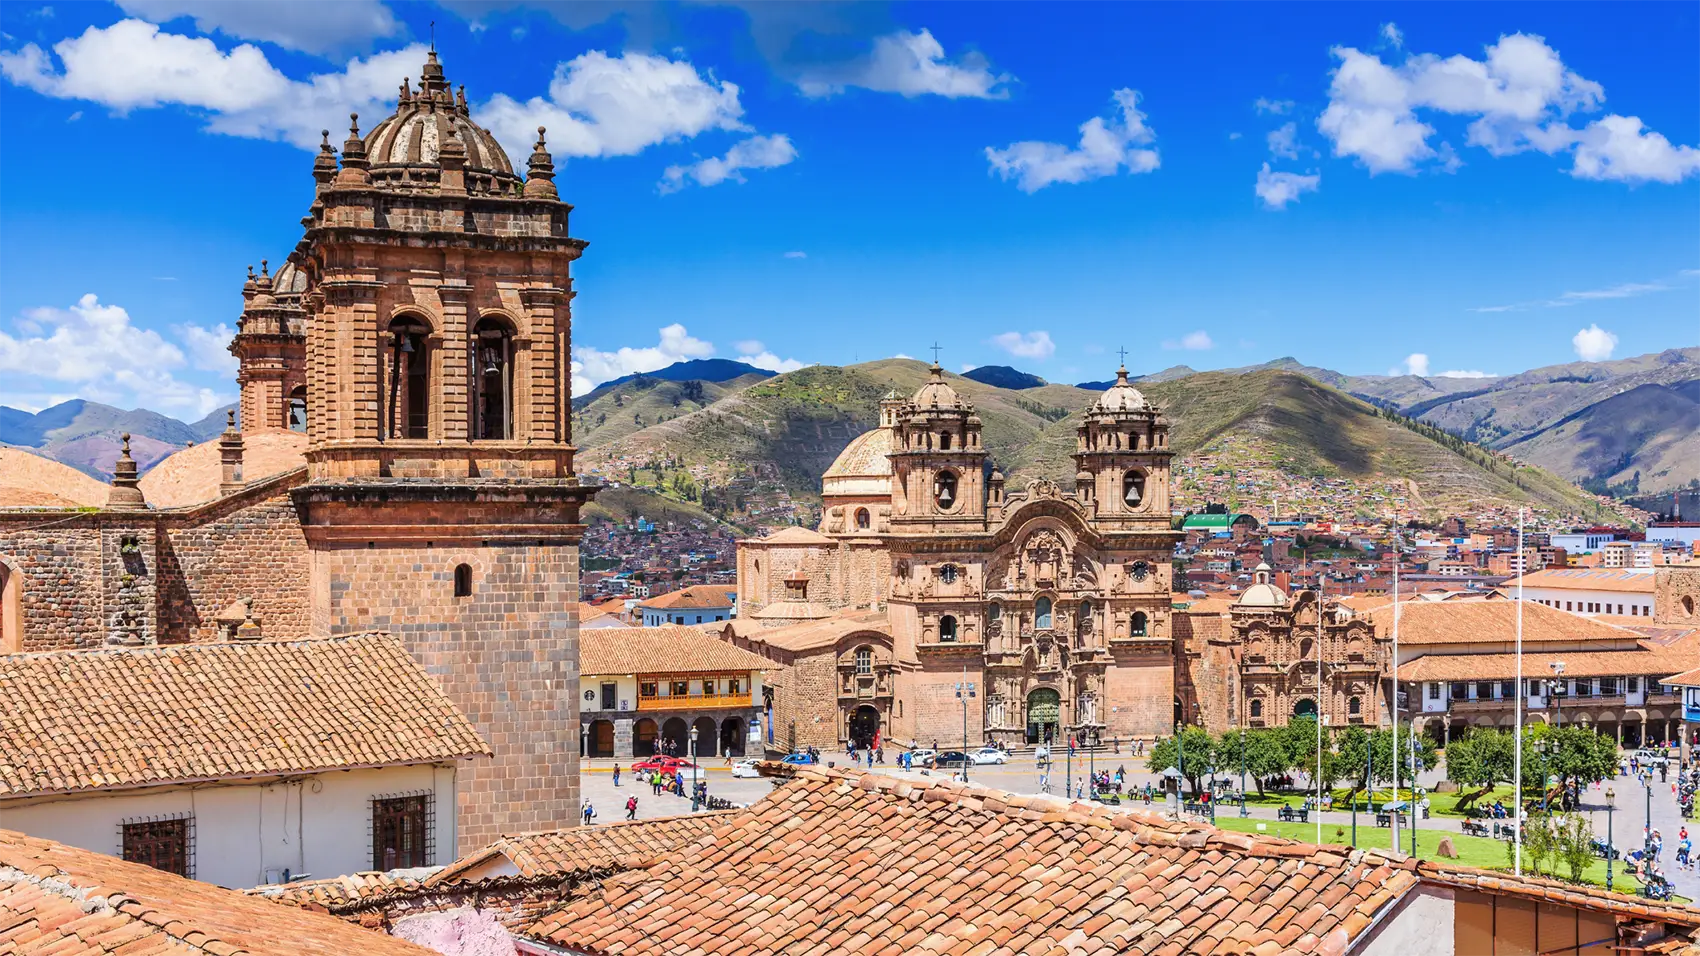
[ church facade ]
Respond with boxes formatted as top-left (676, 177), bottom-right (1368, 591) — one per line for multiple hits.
top-left (0, 51), bottom-right (593, 854)
top-left (731, 365), bottom-right (1184, 751)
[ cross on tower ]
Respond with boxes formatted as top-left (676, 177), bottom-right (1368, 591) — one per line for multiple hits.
top-left (1116, 346), bottom-right (1129, 366)
top-left (929, 342), bottom-right (943, 365)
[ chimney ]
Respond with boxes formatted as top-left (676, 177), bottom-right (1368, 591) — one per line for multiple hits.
top-left (106, 433), bottom-right (148, 511)
top-left (232, 597), bottom-right (263, 642)
top-left (219, 409), bottom-right (245, 497)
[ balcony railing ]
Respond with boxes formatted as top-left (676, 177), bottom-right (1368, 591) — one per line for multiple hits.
top-left (638, 692), bottom-right (753, 711)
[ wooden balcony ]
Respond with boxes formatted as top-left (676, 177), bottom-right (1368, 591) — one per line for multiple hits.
top-left (638, 692), bottom-right (753, 712)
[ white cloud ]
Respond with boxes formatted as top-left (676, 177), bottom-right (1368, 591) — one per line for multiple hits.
top-left (1396, 353), bottom-right (1429, 376)
top-left (1433, 369), bottom-right (1495, 378)
top-left (1255, 163), bottom-right (1320, 209)
top-left (986, 88), bottom-right (1159, 192)
top-left (1267, 121), bottom-right (1300, 159)
top-left (796, 28), bottom-right (1009, 99)
top-left (0, 294), bottom-right (227, 416)
top-left (482, 50), bottom-right (750, 163)
top-left (116, 0), bottom-right (400, 55)
top-left (571, 324), bottom-right (806, 392)
top-left (1228, 131), bottom-right (1243, 141)
top-left (1572, 324), bottom-right (1618, 362)
top-left (660, 133), bottom-right (796, 192)
top-left (1317, 32), bottom-right (1696, 183)
top-left (175, 321), bottom-right (238, 375)
top-left (990, 331), bottom-right (1056, 360)
top-left (783, 251), bottom-right (807, 259)
top-left (0, 19), bottom-right (425, 150)
top-left (1162, 330), bottom-right (1215, 351)
top-left (1254, 97), bottom-right (1294, 115)
top-left (1380, 23), bottom-right (1403, 49)
top-left (1472, 277), bottom-right (1674, 312)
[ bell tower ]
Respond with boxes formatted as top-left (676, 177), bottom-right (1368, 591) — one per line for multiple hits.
top-left (287, 51), bottom-right (595, 853)
top-left (889, 363), bottom-right (987, 534)
top-left (1073, 364), bottom-right (1172, 532)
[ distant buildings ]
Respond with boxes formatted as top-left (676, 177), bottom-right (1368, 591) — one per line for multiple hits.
top-left (577, 625), bottom-right (769, 759)
top-left (635, 584), bottom-right (738, 626)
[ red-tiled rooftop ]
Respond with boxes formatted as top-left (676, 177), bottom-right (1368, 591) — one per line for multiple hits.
top-left (579, 626), bottom-right (771, 676)
top-left (427, 811), bottom-right (734, 884)
top-left (0, 828), bottom-right (436, 956)
top-left (635, 584), bottom-right (737, 610)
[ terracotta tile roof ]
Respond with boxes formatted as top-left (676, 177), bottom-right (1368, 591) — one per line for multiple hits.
top-left (0, 828), bottom-right (436, 956)
top-left (743, 526), bottom-right (836, 546)
top-left (523, 766), bottom-right (1425, 956)
top-left (636, 584), bottom-right (736, 610)
top-left (427, 812), bottom-right (732, 884)
top-left (138, 428), bottom-right (308, 508)
top-left (0, 633), bottom-right (490, 798)
top-left (1364, 599), bottom-right (1641, 647)
top-left (244, 868), bottom-right (440, 909)
top-left (1409, 858), bottom-right (1700, 936)
top-left (1396, 646), bottom-right (1700, 682)
top-left (579, 626), bottom-right (771, 676)
top-left (745, 609), bottom-right (890, 654)
top-left (1502, 567), bottom-right (1658, 593)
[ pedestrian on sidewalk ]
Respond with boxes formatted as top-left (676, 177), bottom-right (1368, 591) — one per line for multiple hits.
top-left (582, 799), bottom-right (596, 826)
top-left (626, 795), bottom-right (638, 820)
top-left (613, 763), bottom-right (621, 787)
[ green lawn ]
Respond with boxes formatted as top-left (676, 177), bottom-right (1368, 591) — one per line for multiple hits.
top-left (1212, 817), bottom-right (1654, 896)
top-left (1210, 784), bottom-right (1542, 819)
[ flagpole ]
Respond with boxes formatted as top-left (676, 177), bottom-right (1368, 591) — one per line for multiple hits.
top-left (1514, 508), bottom-right (1525, 876)
top-left (1318, 572), bottom-right (1325, 846)
top-left (1390, 528), bottom-right (1401, 852)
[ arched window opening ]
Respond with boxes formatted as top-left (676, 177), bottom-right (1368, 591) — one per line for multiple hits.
top-left (939, 615), bottom-right (958, 642)
top-left (1123, 471), bottom-right (1146, 508)
top-left (1035, 597), bottom-right (1053, 630)
top-left (854, 507), bottom-right (871, 530)
top-left (934, 471), bottom-right (958, 510)
top-left (0, 559), bottom-right (22, 654)
top-left (1131, 611), bottom-right (1148, 636)
top-left (287, 386), bottom-right (308, 433)
top-left (939, 432), bottom-right (953, 450)
top-left (1249, 698), bottom-right (1263, 718)
top-left (473, 316), bottom-right (514, 440)
top-left (987, 602), bottom-right (1002, 624)
top-left (854, 647), bottom-right (873, 674)
top-left (1349, 696), bottom-right (1363, 716)
top-left (384, 317), bottom-right (431, 440)
top-left (453, 563), bottom-right (473, 598)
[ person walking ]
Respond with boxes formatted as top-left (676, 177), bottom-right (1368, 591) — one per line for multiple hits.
top-left (625, 794), bottom-right (639, 821)
top-left (613, 763), bottom-right (621, 787)
top-left (582, 799), bottom-right (596, 826)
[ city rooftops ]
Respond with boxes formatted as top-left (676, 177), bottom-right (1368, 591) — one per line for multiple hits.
top-left (634, 584), bottom-right (738, 610)
top-left (1500, 567), bottom-right (1657, 592)
top-left (1363, 599), bottom-right (1642, 648)
top-left (1180, 512), bottom-right (1259, 531)
top-left (579, 625), bottom-right (770, 676)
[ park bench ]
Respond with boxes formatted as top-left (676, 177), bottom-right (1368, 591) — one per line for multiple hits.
top-left (1461, 820), bottom-right (1491, 838)
top-left (1093, 791), bottom-right (1121, 805)
top-left (1493, 822), bottom-right (1521, 841)
top-left (1277, 806), bottom-right (1308, 823)
top-left (1183, 801), bottom-right (1209, 816)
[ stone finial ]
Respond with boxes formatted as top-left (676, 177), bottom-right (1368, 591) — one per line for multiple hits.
top-left (439, 125), bottom-right (467, 196)
top-left (106, 433), bottom-right (147, 511)
top-left (336, 112), bottom-right (372, 186)
top-left (457, 83), bottom-right (468, 112)
top-left (233, 597), bottom-right (263, 642)
top-left (313, 129), bottom-right (338, 187)
top-left (399, 77), bottom-right (412, 103)
top-left (524, 125), bottom-right (558, 200)
top-left (421, 48), bottom-right (450, 94)
top-left (219, 410), bottom-right (245, 497)
top-left (242, 264), bottom-right (257, 300)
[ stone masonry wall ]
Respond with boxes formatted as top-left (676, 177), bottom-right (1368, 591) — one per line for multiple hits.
top-left (158, 488), bottom-right (311, 642)
top-left (769, 649), bottom-right (839, 754)
top-left (1105, 645), bottom-right (1178, 740)
top-left (314, 539), bottom-right (580, 855)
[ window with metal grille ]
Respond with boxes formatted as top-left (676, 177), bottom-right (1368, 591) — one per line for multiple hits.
top-left (372, 793), bottom-right (432, 870)
top-left (122, 816), bottom-right (192, 877)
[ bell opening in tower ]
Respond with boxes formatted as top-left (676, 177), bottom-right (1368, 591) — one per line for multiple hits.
top-left (935, 470), bottom-right (957, 509)
top-left (474, 316), bottom-right (514, 441)
top-left (1123, 470), bottom-right (1145, 507)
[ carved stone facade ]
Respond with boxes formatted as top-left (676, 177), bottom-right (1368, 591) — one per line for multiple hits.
top-left (735, 365), bottom-right (1180, 748)
top-left (0, 51), bottom-right (594, 855)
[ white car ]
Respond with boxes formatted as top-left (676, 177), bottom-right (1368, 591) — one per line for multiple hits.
top-left (905, 749), bottom-right (938, 768)
top-left (971, 747), bottom-right (1011, 765)
top-left (730, 759), bottom-right (762, 778)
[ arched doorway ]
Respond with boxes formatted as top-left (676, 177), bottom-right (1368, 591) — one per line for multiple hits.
top-left (692, 716), bottom-right (718, 759)
top-left (1292, 698), bottom-right (1317, 720)
top-left (0, 558), bottom-right (21, 654)
top-left (720, 717), bottom-right (746, 757)
top-left (848, 705), bottom-right (881, 749)
top-left (661, 717), bottom-right (689, 757)
top-left (588, 719), bottom-right (615, 758)
top-left (633, 718), bottom-right (658, 757)
top-left (1027, 688), bottom-right (1061, 744)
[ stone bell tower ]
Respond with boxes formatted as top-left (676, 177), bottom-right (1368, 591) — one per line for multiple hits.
top-left (889, 363), bottom-right (988, 534)
top-left (1073, 364), bottom-right (1173, 532)
top-left (287, 50), bottom-right (595, 852)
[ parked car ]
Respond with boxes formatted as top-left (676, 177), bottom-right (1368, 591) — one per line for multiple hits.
top-left (632, 756), bottom-right (697, 773)
top-left (779, 752), bottom-right (817, 766)
top-left (972, 746), bottom-right (1011, 765)
top-left (1633, 748), bottom-right (1670, 767)
top-left (905, 748), bottom-right (938, 768)
top-left (936, 750), bottom-right (971, 768)
top-left (730, 759), bottom-right (762, 778)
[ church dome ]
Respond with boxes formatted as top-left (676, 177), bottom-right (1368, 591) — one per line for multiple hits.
top-left (270, 258), bottom-right (308, 304)
top-left (362, 50), bottom-right (519, 190)
top-left (823, 426), bottom-right (893, 497)
top-left (1091, 366), bottom-right (1150, 413)
top-left (1234, 562), bottom-right (1288, 608)
top-left (912, 363), bottom-right (963, 408)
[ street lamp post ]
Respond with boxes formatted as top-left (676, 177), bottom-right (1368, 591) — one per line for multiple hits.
top-left (1176, 721), bottom-right (1185, 815)
top-left (1606, 786), bottom-right (1617, 892)
top-left (1549, 661), bottom-right (1566, 731)
top-left (955, 674), bottom-right (975, 784)
top-left (1239, 728), bottom-right (1248, 818)
top-left (1208, 760), bottom-right (1217, 822)
top-left (1646, 775), bottom-right (1654, 851)
top-left (689, 725), bottom-right (700, 812)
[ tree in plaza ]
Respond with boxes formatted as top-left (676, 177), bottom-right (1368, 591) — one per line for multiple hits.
top-left (1445, 729), bottom-right (1517, 811)
top-left (1280, 717), bottom-right (1342, 791)
top-left (1147, 725), bottom-right (1216, 797)
top-left (1528, 724), bottom-right (1619, 798)
top-left (1220, 729), bottom-right (1290, 796)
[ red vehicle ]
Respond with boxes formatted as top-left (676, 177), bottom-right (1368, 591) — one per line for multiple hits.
top-left (631, 756), bottom-right (698, 773)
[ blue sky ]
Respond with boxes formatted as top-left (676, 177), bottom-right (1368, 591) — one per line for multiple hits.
top-left (1, 1), bottom-right (1697, 418)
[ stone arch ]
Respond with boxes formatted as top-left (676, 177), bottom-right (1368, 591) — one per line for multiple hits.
top-left (633, 718), bottom-right (658, 757)
top-left (472, 312), bottom-right (518, 441)
top-left (0, 556), bottom-right (21, 654)
top-left (1292, 698), bottom-right (1317, 719)
top-left (1034, 596), bottom-right (1054, 630)
top-left (287, 385), bottom-right (308, 433)
top-left (1131, 610), bottom-right (1148, 637)
top-left (661, 717), bottom-right (689, 756)
top-left (720, 716), bottom-right (747, 757)
top-left (383, 312), bottom-right (434, 439)
top-left (587, 719), bottom-right (615, 758)
top-left (692, 715), bottom-right (718, 758)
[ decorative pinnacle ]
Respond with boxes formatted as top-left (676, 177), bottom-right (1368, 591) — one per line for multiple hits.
top-left (120, 433), bottom-right (132, 457)
top-left (320, 129), bottom-right (330, 147)
top-left (349, 112), bottom-right (360, 137)
top-left (260, 259), bottom-right (268, 276)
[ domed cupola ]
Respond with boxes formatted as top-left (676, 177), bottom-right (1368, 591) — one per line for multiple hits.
top-left (361, 50), bottom-right (521, 195)
top-left (1234, 563), bottom-right (1289, 608)
top-left (1091, 365), bottom-right (1151, 413)
top-left (911, 362), bottom-right (965, 409)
